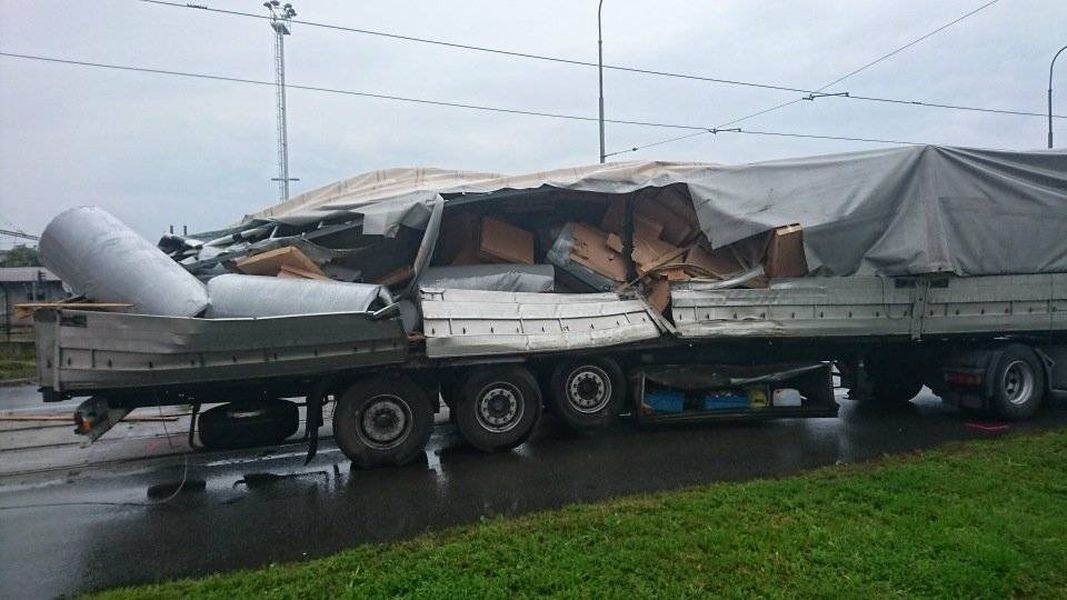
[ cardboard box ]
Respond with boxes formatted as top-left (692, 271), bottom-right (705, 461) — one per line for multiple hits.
top-left (645, 274), bottom-right (671, 313)
top-left (435, 211), bottom-right (481, 266)
top-left (478, 217), bottom-right (534, 265)
top-left (276, 264), bottom-right (330, 280)
top-left (567, 222), bottom-right (628, 282)
top-left (764, 224), bottom-right (808, 278)
top-left (683, 244), bottom-right (745, 279)
top-left (236, 246), bottom-right (327, 278)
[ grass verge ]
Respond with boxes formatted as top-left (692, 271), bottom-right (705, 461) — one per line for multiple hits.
top-left (0, 342), bottom-right (35, 382)
top-left (0, 359), bottom-right (35, 382)
top-left (92, 430), bottom-right (1067, 599)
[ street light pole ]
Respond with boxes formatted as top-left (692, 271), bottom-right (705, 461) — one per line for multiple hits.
top-left (597, 0), bottom-right (605, 163)
top-left (1050, 44), bottom-right (1067, 149)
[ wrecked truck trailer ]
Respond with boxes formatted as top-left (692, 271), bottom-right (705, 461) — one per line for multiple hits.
top-left (31, 145), bottom-right (1067, 468)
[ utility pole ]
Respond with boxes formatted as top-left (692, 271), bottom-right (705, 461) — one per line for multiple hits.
top-left (597, 0), bottom-right (606, 164)
top-left (1049, 44), bottom-right (1067, 149)
top-left (265, 1), bottom-right (299, 201)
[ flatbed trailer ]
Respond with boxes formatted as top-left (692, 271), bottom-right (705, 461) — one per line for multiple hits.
top-left (34, 271), bottom-right (1067, 468)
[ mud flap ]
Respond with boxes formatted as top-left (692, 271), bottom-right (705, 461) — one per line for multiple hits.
top-left (304, 377), bottom-right (333, 465)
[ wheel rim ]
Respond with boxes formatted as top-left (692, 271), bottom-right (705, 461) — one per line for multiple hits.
top-left (566, 366), bottom-right (612, 414)
top-left (1002, 360), bottom-right (1035, 406)
top-left (357, 394), bottom-right (412, 450)
top-left (475, 382), bottom-right (524, 433)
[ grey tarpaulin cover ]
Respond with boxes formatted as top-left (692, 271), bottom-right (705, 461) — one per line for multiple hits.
top-left (40, 206), bottom-right (210, 317)
top-left (205, 274), bottom-right (392, 318)
top-left (419, 264), bottom-right (555, 293)
top-left (241, 146), bottom-right (1067, 277)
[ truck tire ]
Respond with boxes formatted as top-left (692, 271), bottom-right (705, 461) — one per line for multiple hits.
top-left (455, 367), bottom-right (542, 452)
top-left (990, 345), bottom-right (1045, 421)
top-left (198, 400), bottom-right (299, 449)
top-left (547, 357), bottom-right (624, 430)
top-left (333, 376), bottom-right (434, 468)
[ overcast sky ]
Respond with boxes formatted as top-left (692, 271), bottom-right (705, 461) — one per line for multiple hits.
top-left (2, 0), bottom-right (1065, 244)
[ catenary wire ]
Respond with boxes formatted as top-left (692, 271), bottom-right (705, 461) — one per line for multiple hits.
top-left (1, 51), bottom-right (928, 148)
top-left (608, 0), bottom-right (1009, 157)
top-left (134, 0), bottom-right (1053, 121)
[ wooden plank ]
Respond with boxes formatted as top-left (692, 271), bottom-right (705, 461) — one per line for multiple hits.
top-left (13, 302), bottom-right (132, 320)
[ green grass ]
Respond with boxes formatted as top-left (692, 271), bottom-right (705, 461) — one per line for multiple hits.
top-left (92, 430), bottom-right (1067, 599)
top-left (0, 358), bottom-right (35, 381)
top-left (0, 342), bottom-right (36, 381)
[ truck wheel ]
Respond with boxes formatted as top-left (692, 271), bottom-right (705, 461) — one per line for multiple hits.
top-left (198, 400), bottom-right (299, 449)
top-left (547, 357), bottom-right (624, 430)
top-left (333, 376), bottom-right (434, 468)
top-left (990, 345), bottom-right (1045, 421)
top-left (455, 367), bottom-right (542, 452)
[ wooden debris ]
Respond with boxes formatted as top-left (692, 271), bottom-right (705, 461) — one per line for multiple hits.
top-left (276, 264), bottom-right (330, 280)
top-left (13, 302), bottom-right (132, 320)
top-left (236, 246), bottom-right (327, 278)
top-left (376, 265), bottom-right (415, 287)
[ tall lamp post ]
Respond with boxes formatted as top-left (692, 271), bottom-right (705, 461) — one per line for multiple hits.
top-left (1049, 44), bottom-right (1067, 149)
top-left (597, 0), bottom-right (605, 163)
top-left (266, 1), bottom-right (299, 201)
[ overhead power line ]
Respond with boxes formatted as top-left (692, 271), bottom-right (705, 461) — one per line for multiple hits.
top-left (135, 0), bottom-right (1053, 122)
top-left (0, 51), bottom-right (927, 148)
top-left (609, 0), bottom-right (1006, 157)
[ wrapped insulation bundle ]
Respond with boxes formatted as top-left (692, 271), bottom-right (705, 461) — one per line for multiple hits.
top-left (39, 206), bottom-right (210, 317)
top-left (206, 274), bottom-right (392, 318)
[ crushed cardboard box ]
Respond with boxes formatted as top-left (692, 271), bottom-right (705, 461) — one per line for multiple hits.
top-left (236, 246), bottom-right (327, 279)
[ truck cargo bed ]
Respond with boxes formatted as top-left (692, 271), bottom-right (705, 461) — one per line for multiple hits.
top-left (671, 273), bottom-right (1067, 340)
top-left (35, 308), bottom-right (408, 395)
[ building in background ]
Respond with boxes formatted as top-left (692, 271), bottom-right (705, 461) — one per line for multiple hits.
top-left (0, 267), bottom-right (65, 341)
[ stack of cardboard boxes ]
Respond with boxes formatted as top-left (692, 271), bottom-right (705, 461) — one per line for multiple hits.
top-left (428, 194), bottom-right (809, 315)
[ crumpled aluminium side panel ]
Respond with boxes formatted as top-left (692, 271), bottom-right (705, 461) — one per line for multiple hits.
top-left (36, 308), bottom-right (407, 392)
top-left (39, 206), bottom-right (209, 317)
top-left (670, 278), bottom-right (917, 339)
top-left (420, 289), bottom-right (662, 358)
top-left (206, 274), bottom-right (392, 318)
top-left (670, 273), bottom-right (1067, 339)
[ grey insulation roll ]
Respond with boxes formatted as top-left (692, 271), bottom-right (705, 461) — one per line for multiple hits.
top-left (206, 274), bottom-right (393, 318)
top-left (420, 264), bottom-right (555, 293)
top-left (39, 206), bottom-right (210, 317)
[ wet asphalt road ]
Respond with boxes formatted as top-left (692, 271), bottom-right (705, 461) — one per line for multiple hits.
top-left (2, 385), bottom-right (1066, 599)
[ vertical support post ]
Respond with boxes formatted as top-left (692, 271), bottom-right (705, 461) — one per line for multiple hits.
top-left (597, 0), bottom-right (605, 164)
top-left (266, 2), bottom-right (298, 200)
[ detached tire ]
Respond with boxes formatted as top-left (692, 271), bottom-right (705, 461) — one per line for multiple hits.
top-left (333, 376), bottom-right (434, 469)
top-left (990, 345), bottom-right (1045, 421)
top-left (455, 367), bottom-right (542, 452)
top-left (547, 357), bottom-right (624, 430)
top-left (198, 400), bottom-right (299, 449)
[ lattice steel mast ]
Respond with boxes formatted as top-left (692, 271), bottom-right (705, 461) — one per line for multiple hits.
top-left (265, 1), bottom-right (297, 201)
